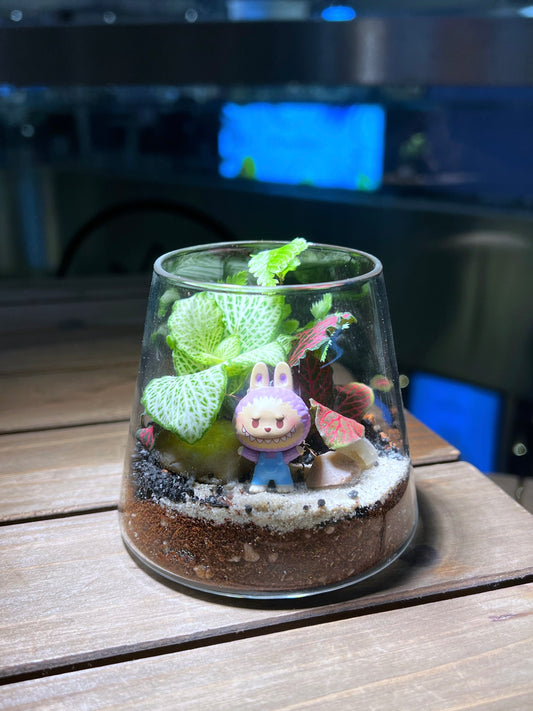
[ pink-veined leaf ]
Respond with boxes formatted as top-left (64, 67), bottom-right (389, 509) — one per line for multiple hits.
top-left (288, 312), bottom-right (355, 367)
top-left (136, 424), bottom-right (155, 450)
top-left (310, 398), bottom-right (365, 450)
top-left (334, 382), bottom-right (375, 421)
top-left (294, 354), bottom-right (334, 407)
top-left (370, 374), bottom-right (393, 392)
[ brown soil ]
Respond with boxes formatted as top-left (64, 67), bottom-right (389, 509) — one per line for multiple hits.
top-left (120, 445), bottom-right (416, 595)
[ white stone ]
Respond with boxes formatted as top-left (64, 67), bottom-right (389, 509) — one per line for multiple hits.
top-left (339, 437), bottom-right (379, 470)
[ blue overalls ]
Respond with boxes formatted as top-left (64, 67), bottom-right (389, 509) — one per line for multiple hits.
top-left (250, 451), bottom-right (294, 488)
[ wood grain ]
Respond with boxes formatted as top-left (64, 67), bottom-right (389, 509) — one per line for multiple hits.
top-left (404, 410), bottom-right (459, 464)
top-left (0, 462), bottom-right (531, 680)
top-left (2, 583), bottom-right (532, 710)
top-left (0, 359), bottom-right (461, 460)
top-left (0, 367), bottom-right (138, 433)
top-left (0, 423), bottom-right (127, 522)
top-left (0, 295), bottom-right (147, 335)
top-left (0, 415), bottom-right (457, 523)
top-left (0, 279), bottom-right (459, 469)
top-left (0, 275), bottom-right (150, 308)
top-left (0, 326), bottom-right (142, 376)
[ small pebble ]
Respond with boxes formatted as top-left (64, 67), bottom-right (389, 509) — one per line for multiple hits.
top-left (245, 505), bottom-right (253, 515)
top-left (193, 565), bottom-right (214, 580)
top-left (317, 499), bottom-right (326, 507)
top-left (303, 504), bottom-right (309, 511)
top-left (348, 490), bottom-right (359, 499)
top-left (243, 543), bottom-right (260, 562)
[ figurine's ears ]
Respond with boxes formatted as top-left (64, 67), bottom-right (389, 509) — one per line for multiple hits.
top-left (274, 362), bottom-right (293, 390)
top-left (250, 362), bottom-right (269, 390)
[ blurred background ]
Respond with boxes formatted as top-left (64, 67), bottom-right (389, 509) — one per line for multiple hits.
top-left (0, 1), bottom-right (532, 487)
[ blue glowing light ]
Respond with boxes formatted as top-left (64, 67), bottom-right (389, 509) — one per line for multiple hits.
top-left (218, 102), bottom-right (385, 191)
top-left (321, 5), bottom-right (356, 22)
top-left (518, 5), bottom-right (533, 17)
top-left (408, 372), bottom-right (503, 473)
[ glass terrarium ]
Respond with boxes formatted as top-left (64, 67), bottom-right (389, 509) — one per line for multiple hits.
top-left (119, 239), bottom-right (417, 598)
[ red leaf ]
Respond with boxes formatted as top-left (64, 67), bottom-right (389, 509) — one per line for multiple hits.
top-left (334, 382), bottom-right (375, 421)
top-left (288, 312), bottom-right (355, 367)
top-left (294, 354), bottom-right (334, 407)
top-left (310, 399), bottom-right (365, 450)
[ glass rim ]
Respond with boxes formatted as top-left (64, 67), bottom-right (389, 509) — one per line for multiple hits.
top-left (153, 240), bottom-right (383, 292)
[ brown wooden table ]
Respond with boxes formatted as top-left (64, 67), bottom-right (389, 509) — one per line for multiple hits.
top-left (1, 276), bottom-right (532, 709)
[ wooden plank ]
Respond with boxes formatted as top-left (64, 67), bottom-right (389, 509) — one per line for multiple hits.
top-left (0, 366), bottom-right (138, 433)
top-left (0, 297), bottom-right (147, 335)
top-left (489, 473), bottom-right (533, 515)
top-left (0, 350), bottom-right (461, 467)
top-left (0, 275), bottom-right (150, 308)
top-left (0, 423), bottom-right (127, 522)
top-left (0, 415), bottom-right (456, 523)
top-left (0, 326), bottom-right (142, 376)
top-left (0, 462), bottom-right (532, 680)
top-left (0, 279), bottom-right (459, 464)
top-left (1, 584), bottom-right (532, 710)
top-left (405, 410), bottom-right (459, 464)
top-left (0, 275), bottom-right (148, 342)
top-left (0, 360), bottom-right (460, 465)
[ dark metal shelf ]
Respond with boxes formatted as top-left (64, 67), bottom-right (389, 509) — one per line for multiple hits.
top-left (0, 17), bottom-right (532, 87)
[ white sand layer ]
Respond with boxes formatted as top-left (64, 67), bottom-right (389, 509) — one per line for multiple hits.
top-left (159, 453), bottom-right (411, 532)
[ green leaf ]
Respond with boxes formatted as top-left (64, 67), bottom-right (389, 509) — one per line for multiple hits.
top-left (172, 348), bottom-right (203, 376)
top-left (310, 293), bottom-right (332, 320)
top-left (158, 288), bottom-right (180, 318)
top-left (225, 271), bottom-right (248, 286)
top-left (281, 303), bottom-right (293, 320)
top-left (168, 292), bottom-right (225, 363)
top-left (248, 237), bottom-right (308, 286)
top-left (214, 292), bottom-right (285, 350)
top-left (225, 375), bottom-right (248, 397)
top-left (280, 318), bottom-right (299, 335)
top-left (142, 366), bottom-right (227, 444)
top-left (183, 350), bottom-right (224, 368)
top-left (213, 334), bottom-right (241, 360)
top-left (226, 334), bottom-right (291, 375)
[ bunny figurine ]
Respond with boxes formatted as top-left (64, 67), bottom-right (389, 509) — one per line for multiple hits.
top-left (234, 362), bottom-right (311, 493)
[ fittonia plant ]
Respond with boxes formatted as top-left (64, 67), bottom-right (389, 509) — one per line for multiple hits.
top-left (140, 238), bottom-right (378, 471)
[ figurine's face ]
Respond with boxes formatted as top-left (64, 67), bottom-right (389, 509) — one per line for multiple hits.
top-left (235, 396), bottom-right (306, 451)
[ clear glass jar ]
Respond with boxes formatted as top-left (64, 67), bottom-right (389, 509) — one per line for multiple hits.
top-left (119, 240), bottom-right (417, 598)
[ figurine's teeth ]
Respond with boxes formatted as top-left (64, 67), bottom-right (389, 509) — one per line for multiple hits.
top-left (249, 435), bottom-right (256, 442)
top-left (273, 438), bottom-right (280, 444)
